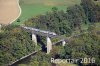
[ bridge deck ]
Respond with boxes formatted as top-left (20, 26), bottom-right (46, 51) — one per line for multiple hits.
top-left (22, 26), bottom-right (57, 37)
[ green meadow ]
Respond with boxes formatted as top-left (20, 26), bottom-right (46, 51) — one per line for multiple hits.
top-left (13, 0), bottom-right (80, 25)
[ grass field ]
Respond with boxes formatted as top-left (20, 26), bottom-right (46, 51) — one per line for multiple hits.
top-left (13, 0), bottom-right (80, 25)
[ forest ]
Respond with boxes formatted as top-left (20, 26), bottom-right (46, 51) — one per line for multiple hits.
top-left (0, 0), bottom-right (100, 66)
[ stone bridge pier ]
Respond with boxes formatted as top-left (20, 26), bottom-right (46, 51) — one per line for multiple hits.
top-left (32, 33), bottom-right (52, 54)
top-left (32, 33), bottom-right (66, 54)
top-left (32, 33), bottom-right (37, 46)
top-left (62, 40), bottom-right (66, 46)
top-left (47, 37), bottom-right (52, 54)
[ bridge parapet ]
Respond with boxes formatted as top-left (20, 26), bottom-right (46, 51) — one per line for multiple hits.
top-left (22, 26), bottom-right (57, 37)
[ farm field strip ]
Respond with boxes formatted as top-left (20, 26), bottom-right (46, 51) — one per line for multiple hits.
top-left (0, 0), bottom-right (21, 25)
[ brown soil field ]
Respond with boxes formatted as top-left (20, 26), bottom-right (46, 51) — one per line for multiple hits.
top-left (0, 0), bottom-right (20, 25)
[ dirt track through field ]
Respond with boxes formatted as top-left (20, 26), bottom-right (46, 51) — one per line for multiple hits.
top-left (0, 0), bottom-right (21, 25)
